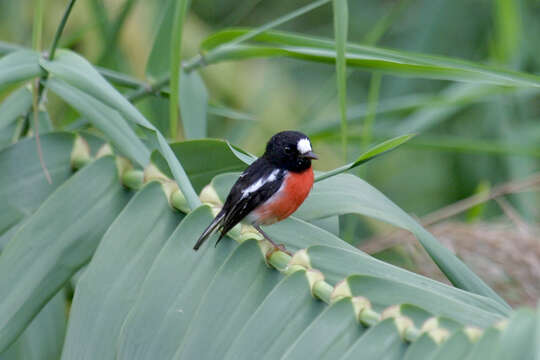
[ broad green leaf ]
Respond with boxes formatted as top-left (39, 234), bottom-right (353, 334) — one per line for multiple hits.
top-left (0, 291), bottom-right (66, 360)
top-left (493, 308), bottom-right (537, 360)
top-left (0, 122), bottom-right (19, 150)
top-left (0, 133), bottom-right (75, 240)
top-left (145, 0), bottom-right (175, 79)
top-left (282, 298), bottom-right (365, 360)
top-left (199, 29), bottom-right (540, 87)
top-left (61, 182), bottom-right (182, 360)
top-left (151, 139), bottom-right (247, 193)
top-left (0, 50), bottom-right (42, 91)
top-left (221, 270), bottom-right (326, 360)
top-left (0, 87), bottom-right (32, 131)
top-left (403, 333), bottom-right (438, 360)
top-left (0, 156), bottom-right (131, 352)
top-left (315, 134), bottom-right (415, 182)
top-left (117, 206), bottom-right (237, 360)
top-left (346, 275), bottom-right (498, 327)
top-left (297, 173), bottom-right (508, 308)
top-left (226, 142), bottom-right (256, 165)
top-left (399, 304), bottom-right (433, 328)
top-left (40, 50), bottom-right (200, 209)
top-left (340, 318), bottom-right (407, 360)
top-left (175, 240), bottom-right (282, 359)
top-left (464, 327), bottom-right (501, 360)
top-left (305, 246), bottom-right (507, 318)
top-left (179, 69), bottom-right (208, 139)
top-left (431, 331), bottom-right (473, 360)
top-left (47, 79), bottom-right (149, 167)
top-left (332, 0), bottom-right (348, 154)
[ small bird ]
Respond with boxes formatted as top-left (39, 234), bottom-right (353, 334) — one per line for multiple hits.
top-left (194, 131), bottom-right (318, 251)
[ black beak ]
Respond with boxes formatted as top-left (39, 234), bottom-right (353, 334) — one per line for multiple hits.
top-left (302, 151), bottom-right (318, 160)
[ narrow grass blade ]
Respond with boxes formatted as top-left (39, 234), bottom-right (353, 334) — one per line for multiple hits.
top-left (146, 0), bottom-right (175, 79)
top-left (0, 157), bottom-right (131, 352)
top-left (61, 182), bottom-right (181, 360)
top-left (0, 50), bottom-right (43, 91)
top-left (332, 0), bottom-right (348, 156)
top-left (314, 134), bottom-right (414, 182)
top-left (197, 29), bottom-right (540, 87)
top-left (0, 87), bottom-right (32, 131)
top-left (169, 0), bottom-right (190, 139)
top-left (179, 69), bottom-right (208, 139)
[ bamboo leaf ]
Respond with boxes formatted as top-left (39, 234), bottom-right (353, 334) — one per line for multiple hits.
top-left (220, 270), bottom-right (326, 360)
top-left (297, 173), bottom-right (509, 308)
top-left (117, 205), bottom-right (237, 360)
top-left (146, 0), bottom-right (175, 79)
top-left (169, 0), bottom-right (190, 139)
top-left (430, 331), bottom-right (473, 360)
top-left (47, 78), bottom-right (150, 167)
top-left (61, 182), bottom-right (182, 360)
top-left (332, 0), bottom-right (348, 155)
top-left (340, 318), bottom-right (406, 360)
top-left (179, 69), bottom-right (208, 139)
top-left (40, 50), bottom-right (200, 209)
top-left (403, 333), bottom-right (438, 360)
top-left (0, 87), bottom-right (32, 131)
top-left (0, 50), bottom-right (42, 91)
top-left (0, 291), bottom-right (67, 360)
top-left (282, 298), bottom-right (365, 360)
top-left (0, 157), bottom-right (131, 352)
top-left (197, 29), bottom-right (540, 87)
top-left (346, 275), bottom-right (497, 327)
top-left (174, 240), bottom-right (282, 359)
top-left (315, 134), bottom-right (415, 182)
top-left (0, 133), bottom-right (76, 243)
top-left (151, 139), bottom-right (247, 193)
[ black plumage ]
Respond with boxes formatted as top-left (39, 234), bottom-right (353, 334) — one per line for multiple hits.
top-left (193, 131), bottom-right (316, 250)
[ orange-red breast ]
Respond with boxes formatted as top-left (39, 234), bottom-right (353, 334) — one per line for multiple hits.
top-left (194, 131), bottom-right (317, 250)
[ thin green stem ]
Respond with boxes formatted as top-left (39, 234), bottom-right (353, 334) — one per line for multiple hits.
top-left (169, 0), bottom-right (190, 140)
top-left (49, 0), bottom-right (77, 61)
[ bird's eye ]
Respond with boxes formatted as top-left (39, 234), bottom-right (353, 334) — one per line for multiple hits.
top-left (284, 146), bottom-right (293, 154)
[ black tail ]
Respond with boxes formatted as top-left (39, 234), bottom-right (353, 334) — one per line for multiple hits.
top-left (193, 211), bottom-right (225, 250)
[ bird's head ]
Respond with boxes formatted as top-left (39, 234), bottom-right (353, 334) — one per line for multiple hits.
top-left (263, 131), bottom-right (318, 172)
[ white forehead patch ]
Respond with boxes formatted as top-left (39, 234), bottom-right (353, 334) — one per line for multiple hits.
top-left (297, 138), bottom-right (312, 154)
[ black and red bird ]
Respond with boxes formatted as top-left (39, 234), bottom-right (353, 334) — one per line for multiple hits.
top-left (193, 131), bottom-right (318, 251)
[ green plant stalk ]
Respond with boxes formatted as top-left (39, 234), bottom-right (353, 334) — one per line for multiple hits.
top-left (48, 0), bottom-right (77, 61)
top-left (169, 0), bottom-right (190, 140)
top-left (333, 0), bottom-right (349, 158)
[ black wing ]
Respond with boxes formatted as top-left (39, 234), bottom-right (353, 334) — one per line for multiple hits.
top-left (219, 157), bottom-right (285, 237)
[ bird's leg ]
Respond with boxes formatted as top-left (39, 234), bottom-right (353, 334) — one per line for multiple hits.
top-left (253, 224), bottom-right (291, 255)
